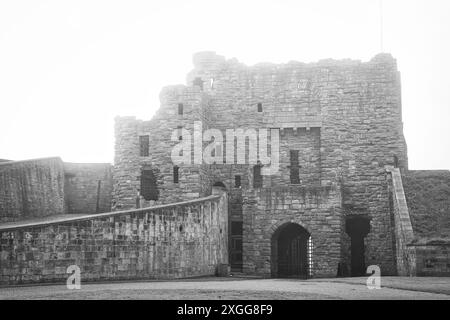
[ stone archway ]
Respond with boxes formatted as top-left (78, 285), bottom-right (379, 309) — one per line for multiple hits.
top-left (271, 222), bottom-right (311, 279)
top-left (212, 181), bottom-right (227, 189)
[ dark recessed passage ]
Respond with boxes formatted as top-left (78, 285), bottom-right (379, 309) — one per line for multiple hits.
top-left (253, 164), bottom-right (262, 188)
top-left (257, 103), bottom-right (263, 112)
top-left (140, 169), bottom-right (158, 201)
top-left (235, 175), bottom-right (241, 188)
top-left (345, 216), bottom-right (371, 276)
top-left (178, 126), bottom-right (183, 140)
top-left (289, 150), bottom-right (300, 184)
top-left (272, 223), bottom-right (311, 278)
top-left (173, 165), bottom-right (179, 183)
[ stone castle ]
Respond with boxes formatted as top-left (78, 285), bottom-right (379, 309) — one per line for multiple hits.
top-left (113, 51), bottom-right (408, 278)
top-left (1, 52), bottom-right (449, 284)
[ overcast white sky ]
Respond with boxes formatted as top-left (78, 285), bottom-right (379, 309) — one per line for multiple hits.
top-left (0, 0), bottom-right (449, 169)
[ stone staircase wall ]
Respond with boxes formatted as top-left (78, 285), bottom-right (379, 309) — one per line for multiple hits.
top-left (388, 167), bottom-right (416, 276)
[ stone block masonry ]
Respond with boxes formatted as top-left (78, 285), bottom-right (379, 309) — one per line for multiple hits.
top-left (64, 162), bottom-right (112, 214)
top-left (0, 157), bottom-right (65, 223)
top-left (0, 158), bottom-right (114, 222)
top-left (0, 192), bottom-right (228, 285)
top-left (412, 243), bottom-right (450, 276)
top-left (242, 184), bottom-right (342, 277)
top-left (402, 170), bottom-right (450, 276)
top-left (403, 170), bottom-right (450, 238)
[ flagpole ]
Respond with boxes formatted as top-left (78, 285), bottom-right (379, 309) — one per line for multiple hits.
top-left (380, 0), bottom-right (384, 52)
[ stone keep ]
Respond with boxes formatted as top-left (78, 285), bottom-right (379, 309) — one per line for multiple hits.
top-left (113, 51), bottom-right (408, 278)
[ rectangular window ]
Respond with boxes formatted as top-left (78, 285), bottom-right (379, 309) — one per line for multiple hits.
top-left (232, 238), bottom-right (243, 250)
top-left (257, 103), bottom-right (262, 112)
top-left (178, 103), bottom-right (183, 115)
top-left (177, 126), bottom-right (183, 140)
top-left (173, 166), bottom-right (179, 183)
top-left (253, 165), bottom-right (262, 188)
top-left (234, 175), bottom-right (241, 188)
top-left (140, 170), bottom-right (158, 201)
top-left (193, 77), bottom-right (203, 90)
top-left (290, 150), bottom-right (300, 184)
top-left (139, 135), bottom-right (149, 157)
top-left (290, 150), bottom-right (299, 165)
top-left (290, 168), bottom-right (300, 184)
top-left (231, 221), bottom-right (243, 235)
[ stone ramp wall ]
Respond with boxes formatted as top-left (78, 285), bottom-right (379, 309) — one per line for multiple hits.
top-left (0, 193), bottom-right (228, 285)
top-left (388, 167), bottom-right (416, 276)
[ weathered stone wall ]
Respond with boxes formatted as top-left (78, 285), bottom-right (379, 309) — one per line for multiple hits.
top-left (0, 158), bottom-right (65, 223)
top-left (403, 170), bottom-right (450, 239)
top-left (412, 243), bottom-right (450, 276)
top-left (388, 167), bottom-right (416, 276)
top-left (64, 162), bottom-right (112, 214)
top-left (0, 193), bottom-right (228, 285)
top-left (401, 170), bottom-right (450, 277)
top-left (242, 184), bottom-right (342, 277)
top-left (113, 85), bottom-right (211, 210)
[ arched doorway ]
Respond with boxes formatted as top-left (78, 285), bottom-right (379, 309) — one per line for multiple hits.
top-left (345, 216), bottom-right (370, 276)
top-left (271, 223), bottom-right (311, 279)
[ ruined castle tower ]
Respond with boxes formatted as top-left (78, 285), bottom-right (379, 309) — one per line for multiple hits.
top-left (113, 51), bottom-right (408, 278)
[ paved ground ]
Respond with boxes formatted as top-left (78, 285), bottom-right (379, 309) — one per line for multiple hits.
top-left (1, 277), bottom-right (449, 300)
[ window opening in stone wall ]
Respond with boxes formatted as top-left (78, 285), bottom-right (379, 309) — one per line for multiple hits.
top-left (289, 150), bottom-right (300, 184)
top-left (95, 180), bottom-right (101, 213)
top-left (193, 77), bottom-right (204, 90)
top-left (231, 221), bottom-right (243, 235)
top-left (178, 103), bottom-right (183, 115)
top-left (139, 135), bottom-right (149, 157)
top-left (393, 155), bottom-right (399, 168)
top-left (253, 164), bottom-right (262, 188)
top-left (235, 175), bottom-right (241, 188)
top-left (213, 143), bottom-right (222, 163)
top-left (140, 169), bottom-right (158, 201)
top-left (173, 165), bottom-right (179, 183)
top-left (178, 126), bottom-right (183, 140)
top-left (257, 103), bottom-right (263, 112)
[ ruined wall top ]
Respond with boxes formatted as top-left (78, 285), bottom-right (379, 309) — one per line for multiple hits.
top-left (188, 51), bottom-right (398, 74)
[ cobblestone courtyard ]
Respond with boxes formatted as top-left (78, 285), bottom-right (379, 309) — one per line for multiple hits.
top-left (1, 277), bottom-right (449, 300)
